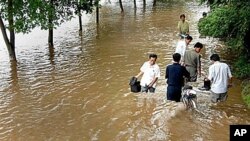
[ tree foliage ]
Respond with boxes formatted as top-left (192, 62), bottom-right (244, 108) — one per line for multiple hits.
top-left (0, 0), bottom-right (35, 33)
top-left (199, 2), bottom-right (250, 47)
top-left (76, 0), bottom-right (100, 14)
top-left (242, 80), bottom-right (250, 107)
top-left (0, 0), bottom-right (99, 32)
top-left (198, 0), bottom-right (250, 78)
top-left (0, 0), bottom-right (99, 59)
top-left (30, 0), bottom-right (75, 30)
top-left (199, 5), bottom-right (250, 47)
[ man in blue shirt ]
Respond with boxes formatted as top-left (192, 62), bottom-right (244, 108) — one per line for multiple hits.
top-left (166, 53), bottom-right (190, 102)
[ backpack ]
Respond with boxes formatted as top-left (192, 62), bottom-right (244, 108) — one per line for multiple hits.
top-left (129, 77), bottom-right (141, 93)
top-left (204, 79), bottom-right (211, 90)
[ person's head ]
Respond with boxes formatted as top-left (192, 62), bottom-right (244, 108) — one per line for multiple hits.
top-left (149, 53), bottom-right (157, 65)
top-left (180, 14), bottom-right (186, 22)
top-left (210, 54), bottom-right (220, 62)
top-left (173, 53), bottom-right (181, 63)
top-left (185, 35), bottom-right (193, 45)
top-left (194, 42), bottom-right (203, 53)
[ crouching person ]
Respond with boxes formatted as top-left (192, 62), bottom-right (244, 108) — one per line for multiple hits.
top-left (135, 54), bottom-right (160, 93)
top-left (166, 53), bottom-right (190, 102)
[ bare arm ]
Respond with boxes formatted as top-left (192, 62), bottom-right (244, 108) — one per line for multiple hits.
top-left (148, 77), bottom-right (158, 87)
top-left (228, 66), bottom-right (233, 87)
top-left (197, 55), bottom-right (201, 77)
top-left (228, 77), bottom-right (233, 87)
top-left (135, 71), bottom-right (143, 78)
top-left (197, 67), bottom-right (201, 77)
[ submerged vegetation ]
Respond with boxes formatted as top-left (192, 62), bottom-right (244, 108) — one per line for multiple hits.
top-left (198, 0), bottom-right (250, 106)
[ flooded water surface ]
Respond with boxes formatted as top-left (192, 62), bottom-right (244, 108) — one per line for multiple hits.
top-left (0, 0), bottom-right (250, 140)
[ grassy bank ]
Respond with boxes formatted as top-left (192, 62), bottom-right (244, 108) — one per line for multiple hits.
top-left (242, 81), bottom-right (250, 108)
top-left (234, 56), bottom-right (250, 107)
top-left (232, 54), bottom-right (250, 107)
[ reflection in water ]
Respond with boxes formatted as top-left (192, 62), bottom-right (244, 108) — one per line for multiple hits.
top-left (96, 24), bottom-right (100, 39)
top-left (0, 0), bottom-right (250, 140)
top-left (10, 61), bottom-right (19, 91)
top-left (49, 46), bottom-right (55, 66)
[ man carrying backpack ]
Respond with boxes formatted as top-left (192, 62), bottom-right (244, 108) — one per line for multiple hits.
top-left (204, 54), bottom-right (233, 103)
top-left (135, 54), bottom-right (160, 93)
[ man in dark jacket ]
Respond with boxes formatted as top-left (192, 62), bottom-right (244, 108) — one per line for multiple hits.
top-left (166, 53), bottom-right (190, 102)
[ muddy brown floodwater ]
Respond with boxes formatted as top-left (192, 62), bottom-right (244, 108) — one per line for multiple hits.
top-left (0, 0), bottom-right (249, 140)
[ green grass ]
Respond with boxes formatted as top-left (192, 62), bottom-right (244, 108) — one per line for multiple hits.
top-left (242, 81), bottom-right (250, 108)
top-left (233, 56), bottom-right (250, 79)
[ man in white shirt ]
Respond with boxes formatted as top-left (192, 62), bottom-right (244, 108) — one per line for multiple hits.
top-left (135, 54), bottom-right (160, 93)
top-left (205, 54), bottom-right (233, 103)
top-left (175, 35), bottom-right (193, 64)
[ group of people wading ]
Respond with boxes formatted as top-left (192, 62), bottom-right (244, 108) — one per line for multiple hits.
top-left (134, 14), bottom-right (233, 104)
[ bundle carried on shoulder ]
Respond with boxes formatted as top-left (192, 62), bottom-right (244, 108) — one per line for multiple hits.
top-left (129, 77), bottom-right (141, 93)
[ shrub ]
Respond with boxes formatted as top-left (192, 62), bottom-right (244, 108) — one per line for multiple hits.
top-left (233, 56), bottom-right (250, 79)
top-left (242, 81), bottom-right (250, 108)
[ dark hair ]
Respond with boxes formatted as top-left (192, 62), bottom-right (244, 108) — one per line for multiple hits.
top-left (173, 53), bottom-right (181, 62)
top-left (210, 54), bottom-right (220, 61)
top-left (194, 42), bottom-right (203, 49)
top-left (180, 14), bottom-right (185, 18)
top-left (149, 53), bottom-right (157, 59)
top-left (186, 35), bottom-right (193, 41)
top-left (202, 12), bottom-right (207, 17)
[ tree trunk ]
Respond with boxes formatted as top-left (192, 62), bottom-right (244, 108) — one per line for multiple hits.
top-left (6, 0), bottom-right (16, 60)
top-left (49, 45), bottom-right (55, 65)
top-left (78, 0), bottom-right (82, 35)
top-left (96, 1), bottom-right (99, 24)
top-left (153, 0), bottom-right (156, 7)
top-left (0, 15), bottom-right (16, 60)
top-left (48, 0), bottom-right (54, 47)
top-left (10, 60), bottom-right (18, 88)
top-left (8, 0), bottom-right (14, 48)
top-left (78, 9), bottom-right (82, 36)
top-left (143, 0), bottom-right (146, 6)
top-left (48, 29), bottom-right (53, 47)
top-left (134, 0), bottom-right (137, 9)
top-left (134, 0), bottom-right (137, 16)
top-left (143, 0), bottom-right (146, 13)
top-left (119, 0), bottom-right (124, 13)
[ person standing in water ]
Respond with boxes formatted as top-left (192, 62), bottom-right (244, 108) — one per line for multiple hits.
top-left (166, 53), bottom-right (190, 102)
top-left (205, 54), bottom-right (233, 103)
top-left (175, 35), bottom-right (193, 65)
top-left (177, 14), bottom-right (190, 37)
top-left (135, 54), bottom-right (160, 93)
top-left (184, 42), bottom-right (203, 82)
